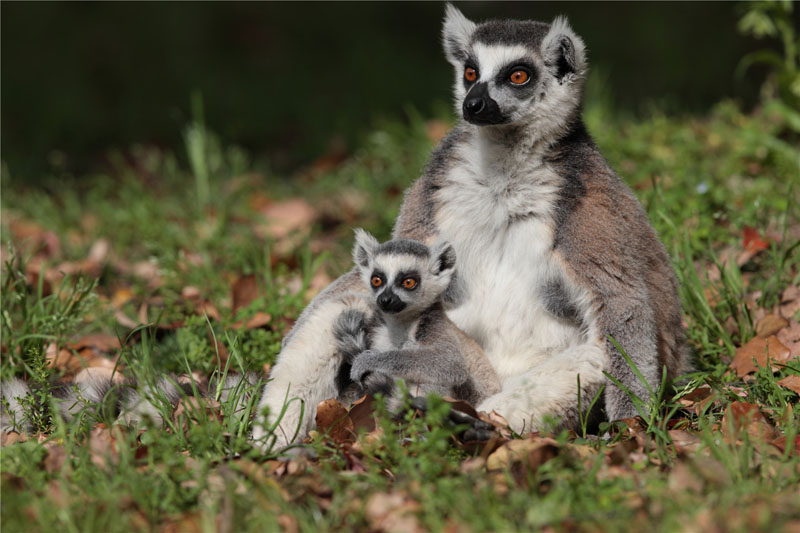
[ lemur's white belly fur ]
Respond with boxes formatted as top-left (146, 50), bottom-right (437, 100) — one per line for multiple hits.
top-left (434, 154), bottom-right (586, 382)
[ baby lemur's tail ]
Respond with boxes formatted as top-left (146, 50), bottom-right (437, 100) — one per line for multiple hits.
top-left (332, 309), bottom-right (370, 402)
top-left (333, 309), bottom-right (370, 363)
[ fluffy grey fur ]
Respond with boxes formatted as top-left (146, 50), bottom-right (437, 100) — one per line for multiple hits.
top-left (1, 370), bottom-right (261, 432)
top-left (254, 5), bottom-right (689, 446)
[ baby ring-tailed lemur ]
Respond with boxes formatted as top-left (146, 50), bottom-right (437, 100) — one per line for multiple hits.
top-left (254, 5), bottom-right (689, 448)
top-left (332, 229), bottom-right (500, 410)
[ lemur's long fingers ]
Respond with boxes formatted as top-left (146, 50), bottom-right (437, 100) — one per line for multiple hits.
top-left (407, 396), bottom-right (498, 442)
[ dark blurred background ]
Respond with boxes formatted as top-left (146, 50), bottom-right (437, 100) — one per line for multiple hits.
top-left (0, 2), bottom-right (778, 179)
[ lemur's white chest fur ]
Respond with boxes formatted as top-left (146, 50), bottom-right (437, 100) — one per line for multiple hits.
top-left (434, 135), bottom-right (586, 381)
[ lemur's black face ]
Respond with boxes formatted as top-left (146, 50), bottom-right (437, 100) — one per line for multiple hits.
top-left (369, 270), bottom-right (420, 314)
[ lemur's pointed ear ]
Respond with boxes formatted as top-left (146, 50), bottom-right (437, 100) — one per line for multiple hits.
top-left (430, 241), bottom-right (456, 275)
top-left (542, 16), bottom-right (587, 83)
top-left (353, 229), bottom-right (379, 268)
top-left (442, 4), bottom-right (476, 65)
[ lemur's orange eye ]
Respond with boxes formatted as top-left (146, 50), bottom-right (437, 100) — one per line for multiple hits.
top-left (402, 278), bottom-right (417, 290)
top-left (510, 70), bottom-right (529, 85)
top-left (371, 276), bottom-right (382, 287)
top-left (464, 67), bottom-right (478, 82)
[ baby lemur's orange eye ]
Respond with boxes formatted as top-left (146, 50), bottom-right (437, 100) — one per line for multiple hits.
top-left (464, 67), bottom-right (478, 82)
top-left (402, 278), bottom-right (417, 290)
top-left (371, 276), bottom-right (383, 287)
top-left (509, 70), bottom-right (529, 85)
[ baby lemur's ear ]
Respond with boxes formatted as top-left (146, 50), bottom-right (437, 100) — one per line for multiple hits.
top-left (352, 229), bottom-right (379, 269)
top-left (442, 3), bottom-right (476, 65)
top-left (542, 16), bottom-right (587, 83)
top-left (430, 241), bottom-right (456, 276)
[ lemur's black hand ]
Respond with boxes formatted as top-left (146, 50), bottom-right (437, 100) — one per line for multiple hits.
top-left (408, 396), bottom-right (498, 442)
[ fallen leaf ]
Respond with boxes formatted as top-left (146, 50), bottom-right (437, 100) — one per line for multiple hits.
top-left (260, 198), bottom-right (316, 240)
top-left (232, 274), bottom-right (259, 313)
top-left (722, 402), bottom-right (776, 442)
top-left (315, 399), bottom-right (355, 444)
top-left (668, 461), bottom-right (703, 493)
top-left (779, 286), bottom-right (800, 319)
top-left (69, 334), bottom-right (121, 353)
top-left (756, 314), bottom-right (789, 338)
top-left (365, 492), bottom-right (421, 533)
top-left (196, 301), bottom-right (221, 322)
top-left (348, 395), bottom-right (378, 432)
top-left (730, 335), bottom-right (791, 377)
top-left (181, 286), bottom-right (202, 302)
top-left (111, 287), bottom-right (135, 308)
top-left (677, 384), bottom-right (712, 408)
top-left (232, 311), bottom-right (272, 330)
top-left (777, 375), bottom-right (800, 395)
top-left (486, 437), bottom-right (560, 472)
top-left (742, 226), bottom-right (770, 254)
top-left (777, 321), bottom-right (800, 359)
top-left (87, 238), bottom-right (110, 264)
top-left (668, 430), bottom-right (702, 454)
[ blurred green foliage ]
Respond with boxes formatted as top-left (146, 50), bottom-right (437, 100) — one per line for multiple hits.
top-left (1, 1), bottom-right (790, 179)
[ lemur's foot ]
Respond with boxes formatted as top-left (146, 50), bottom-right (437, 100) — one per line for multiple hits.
top-left (408, 397), bottom-right (499, 442)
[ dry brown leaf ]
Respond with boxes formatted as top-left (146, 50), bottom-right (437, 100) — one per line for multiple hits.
top-left (756, 314), bottom-right (789, 338)
top-left (777, 321), bottom-right (800, 359)
top-left (668, 461), bottom-right (703, 493)
top-left (232, 274), bottom-right (259, 313)
top-left (277, 514), bottom-right (299, 533)
top-left (348, 395), bottom-right (378, 432)
top-left (777, 375), bottom-right (800, 395)
top-left (779, 286), bottom-right (800, 320)
top-left (196, 301), bottom-right (221, 322)
top-left (722, 401), bottom-right (776, 442)
top-left (111, 287), bottom-right (135, 308)
top-left (43, 443), bottom-right (67, 474)
top-left (486, 437), bottom-right (560, 472)
top-left (87, 238), bottom-right (110, 264)
top-left (89, 425), bottom-right (118, 470)
top-left (260, 198), bottom-right (316, 240)
top-left (730, 335), bottom-right (791, 377)
top-left (181, 286), bottom-right (202, 302)
top-left (668, 429), bottom-right (702, 454)
top-left (315, 399), bottom-right (355, 444)
top-left (231, 311), bottom-right (272, 330)
top-left (1, 431), bottom-right (27, 446)
top-left (69, 334), bottom-right (121, 353)
top-left (677, 384), bottom-right (712, 408)
top-left (365, 492), bottom-right (422, 533)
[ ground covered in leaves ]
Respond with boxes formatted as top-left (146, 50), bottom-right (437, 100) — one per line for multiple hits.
top-left (1, 97), bottom-right (800, 531)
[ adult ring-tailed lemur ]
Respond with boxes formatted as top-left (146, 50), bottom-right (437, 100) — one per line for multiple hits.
top-left (253, 5), bottom-right (689, 449)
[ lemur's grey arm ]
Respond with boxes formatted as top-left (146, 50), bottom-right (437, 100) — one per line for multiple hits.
top-left (350, 347), bottom-right (471, 389)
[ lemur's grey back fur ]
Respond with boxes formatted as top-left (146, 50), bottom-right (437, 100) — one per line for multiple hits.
top-left (254, 5), bottom-right (689, 447)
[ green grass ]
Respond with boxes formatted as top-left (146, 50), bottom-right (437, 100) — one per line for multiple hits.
top-left (1, 95), bottom-right (799, 531)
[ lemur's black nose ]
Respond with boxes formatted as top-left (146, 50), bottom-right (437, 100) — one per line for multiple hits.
top-left (462, 82), bottom-right (506, 125)
top-left (464, 97), bottom-right (485, 115)
top-left (377, 291), bottom-right (406, 313)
